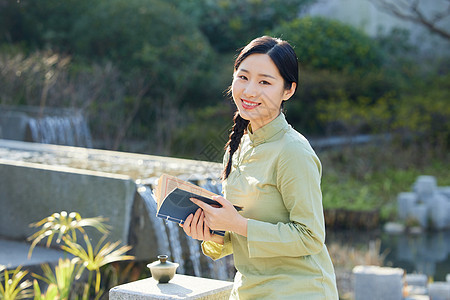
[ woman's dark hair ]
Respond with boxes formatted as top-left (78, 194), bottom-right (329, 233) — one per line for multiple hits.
top-left (222, 36), bottom-right (299, 180)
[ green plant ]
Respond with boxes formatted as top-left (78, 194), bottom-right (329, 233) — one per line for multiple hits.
top-left (27, 211), bottom-right (110, 258)
top-left (0, 266), bottom-right (33, 300)
top-left (61, 234), bottom-right (134, 295)
top-left (167, 0), bottom-right (317, 52)
top-left (270, 16), bottom-right (383, 73)
top-left (32, 258), bottom-right (83, 300)
top-left (27, 211), bottom-right (135, 299)
top-left (320, 142), bottom-right (450, 225)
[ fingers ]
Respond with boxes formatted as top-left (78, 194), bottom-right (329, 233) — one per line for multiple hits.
top-left (182, 212), bottom-right (194, 236)
top-left (211, 195), bottom-right (232, 209)
top-left (190, 197), bottom-right (211, 212)
top-left (190, 208), bottom-right (203, 240)
top-left (203, 222), bottom-right (212, 241)
top-left (195, 210), bottom-right (204, 239)
top-left (182, 208), bottom-right (207, 241)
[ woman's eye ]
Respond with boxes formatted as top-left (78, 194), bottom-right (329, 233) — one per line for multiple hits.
top-left (239, 75), bottom-right (247, 80)
top-left (260, 80), bottom-right (270, 85)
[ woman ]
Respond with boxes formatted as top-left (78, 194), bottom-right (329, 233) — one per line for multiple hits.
top-left (182, 36), bottom-right (338, 300)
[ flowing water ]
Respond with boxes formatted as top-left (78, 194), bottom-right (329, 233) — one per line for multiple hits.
top-left (28, 113), bottom-right (92, 147)
top-left (136, 184), bottom-right (171, 256)
top-left (135, 179), bottom-right (228, 279)
top-left (0, 105), bottom-right (92, 148)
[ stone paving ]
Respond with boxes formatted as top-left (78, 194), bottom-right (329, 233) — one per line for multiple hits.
top-left (0, 238), bottom-right (68, 275)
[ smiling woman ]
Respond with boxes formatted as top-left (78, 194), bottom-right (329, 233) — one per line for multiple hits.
top-left (232, 53), bottom-right (296, 131)
top-left (181, 36), bottom-right (339, 300)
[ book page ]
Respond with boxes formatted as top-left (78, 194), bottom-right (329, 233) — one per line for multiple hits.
top-left (156, 174), bottom-right (217, 209)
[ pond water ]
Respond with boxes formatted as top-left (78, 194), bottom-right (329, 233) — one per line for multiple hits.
top-left (327, 229), bottom-right (450, 281)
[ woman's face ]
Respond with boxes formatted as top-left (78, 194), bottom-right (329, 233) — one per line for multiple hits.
top-left (232, 53), bottom-right (296, 131)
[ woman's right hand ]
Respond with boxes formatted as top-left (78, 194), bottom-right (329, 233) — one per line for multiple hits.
top-left (181, 208), bottom-right (224, 245)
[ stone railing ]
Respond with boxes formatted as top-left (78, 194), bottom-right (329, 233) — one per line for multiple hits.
top-left (109, 274), bottom-right (233, 300)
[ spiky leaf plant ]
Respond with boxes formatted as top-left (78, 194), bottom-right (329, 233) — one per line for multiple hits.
top-left (61, 234), bottom-right (134, 295)
top-left (33, 258), bottom-right (84, 300)
top-left (0, 266), bottom-right (33, 300)
top-left (27, 211), bottom-right (110, 258)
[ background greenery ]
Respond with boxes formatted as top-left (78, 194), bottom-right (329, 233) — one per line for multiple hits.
top-left (0, 0), bottom-right (449, 221)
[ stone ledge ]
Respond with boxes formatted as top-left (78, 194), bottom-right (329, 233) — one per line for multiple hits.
top-left (109, 274), bottom-right (233, 300)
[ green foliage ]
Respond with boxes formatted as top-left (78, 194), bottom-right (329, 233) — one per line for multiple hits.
top-left (27, 211), bottom-right (134, 299)
top-left (170, 103), bottom-right (234, 160)
top-left (62, 234), bottom-right (133, 295)
top-left (270, 16), bottom-right (383, 73)
top-left (0, 0), bottom-right (91, 51)
top-left (320, 144), bottom-right (450, 221)
top-left (33, 259), bottom-right (83, 300)
top-left (68, 0), bottom-right (214, 152)
top-left (0, 266), bottom-right (33, 300)
top-left (393, 73), bottom-right (450, 147)
top-left (167, 0), bottom-right (317, 52)
top-left (71, 0), bottom-right (210, 75)
top-left (27, 211), bottom-right (110, 258)
top-left (375, 27), bottom-right (418, 65)
top-left (284, 67), bottom-right (397, 135)
top-left (0, 0), bottom-right (448, 160)
top-left (316, 72), bottom-right (450, 145)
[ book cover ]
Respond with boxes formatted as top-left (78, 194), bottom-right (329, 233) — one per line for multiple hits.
top-left (155, 174), bottom-right (242, 236)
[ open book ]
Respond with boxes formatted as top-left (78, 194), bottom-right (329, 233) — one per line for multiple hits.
top-left (154, 174), bottom-right (242, 236)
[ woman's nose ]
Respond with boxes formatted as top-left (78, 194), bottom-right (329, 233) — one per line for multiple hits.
top-left (243, 81), bottom-right (259, 98)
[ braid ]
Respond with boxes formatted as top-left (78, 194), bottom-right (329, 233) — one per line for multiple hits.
top-left (222, 112), bottom-right (249, 180)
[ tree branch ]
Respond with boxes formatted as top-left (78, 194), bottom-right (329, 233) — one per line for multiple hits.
top-left (370, 0), bottom-right (450, 40)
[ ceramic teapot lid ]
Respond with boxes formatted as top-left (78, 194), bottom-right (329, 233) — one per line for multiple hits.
top-left (148, 255), bottom-right (179, 269)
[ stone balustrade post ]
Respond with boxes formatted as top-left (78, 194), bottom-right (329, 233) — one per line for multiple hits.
top-left (109, 274), bottom-right (233, 300)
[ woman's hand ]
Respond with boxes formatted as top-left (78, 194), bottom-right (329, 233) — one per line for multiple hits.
top-left (190, 195), bottom-right (248, 237)
top-left (181, 208), bottom-right (224, 244)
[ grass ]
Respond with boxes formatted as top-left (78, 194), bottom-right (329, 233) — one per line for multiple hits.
top-left (319, 142), bottom-right (450, 222)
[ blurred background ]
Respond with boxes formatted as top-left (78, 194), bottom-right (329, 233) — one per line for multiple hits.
top-left (0, 0), bottom-right (449, 298)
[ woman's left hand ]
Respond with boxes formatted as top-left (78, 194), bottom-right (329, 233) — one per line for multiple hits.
top-left (190, 195), bottom-right (248, 237)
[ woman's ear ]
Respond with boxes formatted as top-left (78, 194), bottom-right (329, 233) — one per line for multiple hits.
top-left (282, 82), bottom-right (297, 101)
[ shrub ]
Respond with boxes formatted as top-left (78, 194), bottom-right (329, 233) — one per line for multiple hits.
top-left (166, 0), bottom-right (317, 53)
top-left (270, 16), bottom-right (383, 73)
top-left (71, 0), bottom-right (210, 74)
top-left (0, 0), bottom-right (91, 51)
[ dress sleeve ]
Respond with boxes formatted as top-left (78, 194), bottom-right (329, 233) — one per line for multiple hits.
top-left (247, 142), bottom-right (325, 258)
top-left (201, 231), bottom-right (233, 260)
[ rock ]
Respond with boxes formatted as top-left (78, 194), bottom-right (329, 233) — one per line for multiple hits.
top-left (405, 274), bottom-right (428, 287)
top-left (430, 194), bottom-right (449, 230)
top-left (428, 282), bottom-right (450, 300)
top-left (353, 265), bottom-right (404, 300)
top-left (384, 222), bottom-right (405, 234)
top-left (409, 204), bottom-right (428, 228)
top-left (414, 176), bottom-right (437, 200)
top-left (398, 192), bottom-right (418, 220)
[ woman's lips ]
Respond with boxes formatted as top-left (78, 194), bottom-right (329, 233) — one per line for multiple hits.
top-left (241, 99), bottom-right (260, 110)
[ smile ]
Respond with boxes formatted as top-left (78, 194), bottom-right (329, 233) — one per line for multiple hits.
top-left (241, 99), bottom-right (260, 110)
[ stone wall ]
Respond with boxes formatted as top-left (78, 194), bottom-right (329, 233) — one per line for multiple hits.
top-left (0, 159), bottom-right (136, 244)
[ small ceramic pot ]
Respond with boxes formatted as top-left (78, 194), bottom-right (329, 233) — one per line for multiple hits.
top-left (147, 255), bottom-right (179, 283)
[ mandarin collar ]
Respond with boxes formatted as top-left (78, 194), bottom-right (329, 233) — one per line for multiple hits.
top-left (248, 113), bottom-right (289, 146)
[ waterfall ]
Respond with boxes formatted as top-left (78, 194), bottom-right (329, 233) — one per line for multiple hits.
top-left (27, 113), bottom-right (93, 147)
top-left (186, 237), bottom-right (202, 277)
top-left (136, 184), bottom-right (171, 257)
top-left (165, 221), bottom-right (185, 274)
top-left (137, 177), bottom-right (230, 280)
top-left (200, 179), bottom-right (232, 280)
top-left (136, 182), bottom-right (186, 274)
